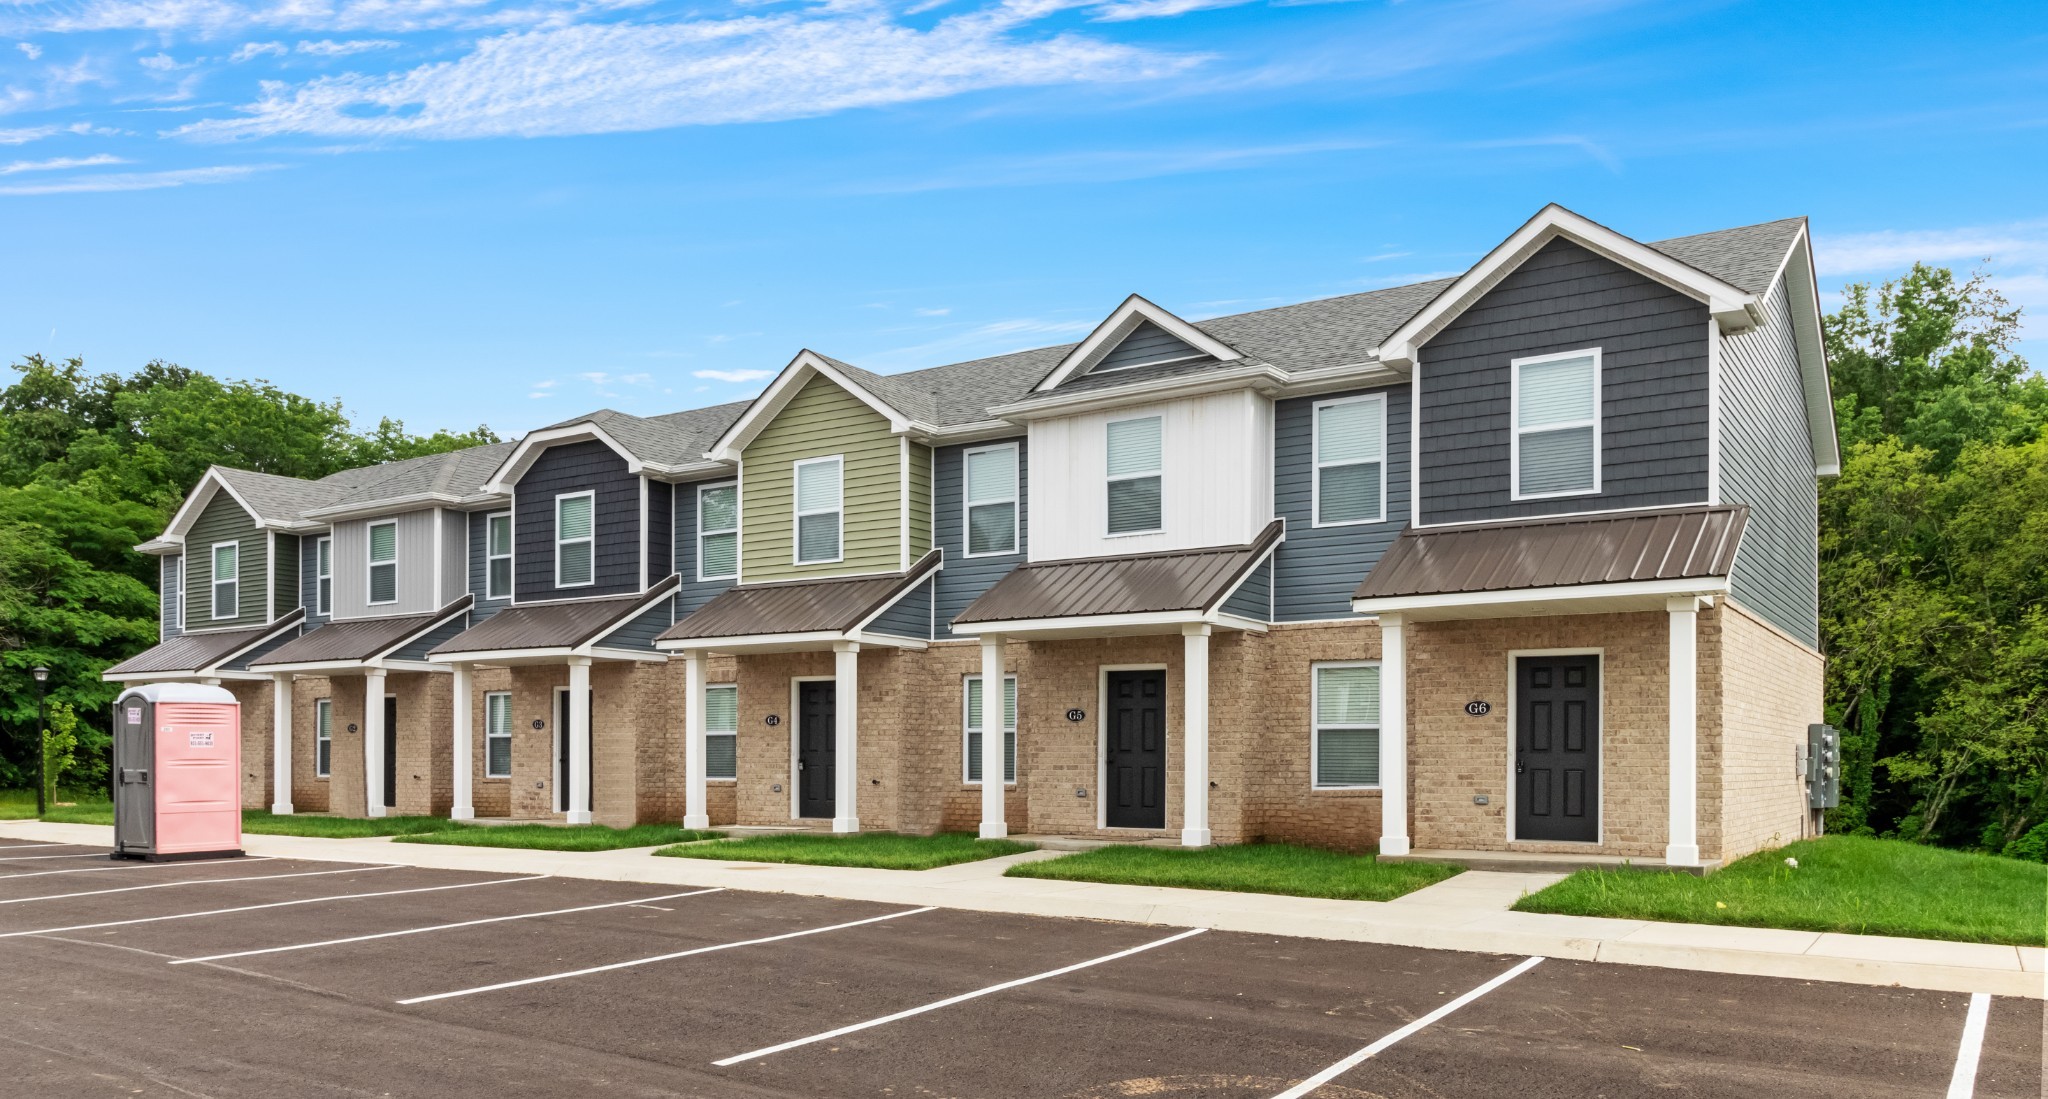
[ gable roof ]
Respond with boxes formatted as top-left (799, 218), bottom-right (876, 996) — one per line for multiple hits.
top-left (656, 550), bottom-right (942, 646)
top-left (103, 610), bottom-right (306, 680)
top-left (249, 597), bottom-right (473, 669)
top-left (955, 521), bottom-right (1283, 629)
top-left (427, 574), bottom-right (681, 659)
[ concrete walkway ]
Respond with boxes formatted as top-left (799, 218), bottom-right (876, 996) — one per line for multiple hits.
top-left (8, 820), bottom-right (2039, 999)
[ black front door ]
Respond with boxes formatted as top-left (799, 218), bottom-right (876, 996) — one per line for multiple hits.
top-left (797, 682), bottom-right (836, 819)
top-left (555, 688), bottom-right (593, 814)
top-left (382, 696), bottom-right (398, 809)
top-left (1104, 670), bottom-right (1166, 829)
top-left (1515, 655), bottom-right (1600, 842)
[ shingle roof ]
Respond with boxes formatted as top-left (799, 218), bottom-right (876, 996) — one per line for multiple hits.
top-left (428, 576), bottom-right (679, 656)
top-left (955, 522), bottom-right (1282, 625)
top-left (658, 552), bottom-right (940, 641)
top-left (214, 467), bottom-right (353, 525)
top-left (249, 598), bottom-right (471, 667)
top-left (541, 403), bottom-right (749, 469)
top-left (1352, 505), bottom-right (1748, 601)
top-left (1648, 217), bottom-right (1806, 295)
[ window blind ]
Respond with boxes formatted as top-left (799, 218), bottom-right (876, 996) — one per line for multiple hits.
top-left (705, 685), bottom-right (738, 779)
top-left (1516, 353), bottom-right (1598, 496)
top-left (965, 445), bottom-right (1018, 555)
top-left (965, 676), bottom-right (1018, 783)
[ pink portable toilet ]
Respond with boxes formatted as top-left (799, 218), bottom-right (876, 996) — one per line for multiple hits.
top-left (112, 684), bottom-right (244, 861)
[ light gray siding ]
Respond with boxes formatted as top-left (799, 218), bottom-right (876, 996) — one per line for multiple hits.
top-left (595, 600), bottom-right (675, 653)
top-left (468, 508), bottom-right (512, 623)
top-left (933, 438), bottom-right (1027, 639)
top-left (672, 478), bottom-right (737, 617)
top-left (330, 509), bottom-right (440, 619)
top-left (867, 577), bottom-right (934, 642)
top-left (299, 535), bottom-right (329, 628)
top-left (1417, 238), bottom-right (1711, 524)
top-left (160, 555), bottom-right (182, 640)
top-left (1220, 558), bottom-right (1271, 621)
top-left (1719, 279), bottom-right (1821, 648)
top-left (515, 440), bottom-right (640, 601)
top-left (1272, 384), bottom-right (1409, 621)
top-left (1089, 320), bottom-right (1209, 374)
top-left (186, 489), bottom-right (266, 630)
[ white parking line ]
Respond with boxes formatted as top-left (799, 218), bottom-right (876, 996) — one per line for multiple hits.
top-left (400, 905), bottom-right (936, 1005)
top-left (0, 863), bottom-right (402, 906)
top-left (0, 843), bottom-right (76, 851)
top-left (1267, 955), bottom-right (1545, 1099)
top-left (0, 858), bottom-right (274, 881)
top-left (712, 926), bottom-right (1209, 1067)
top-left (0, 874), bottom-right (545, 939)
top-left (1945, 992), bottom-right (1991, 1098)
top-left (173, 887), bottom-right (727, 964)
top-left (0, 852), bottom-right (110, 862)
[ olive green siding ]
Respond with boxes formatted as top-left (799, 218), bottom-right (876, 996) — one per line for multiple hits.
top-left (741, 374), bottom-right (905, 581)
top-left (186, 489), bottom-right (268, 628)
top-left (272, 534), bottom-right (300, 618)
top-left (908, 441), bottom-right (933, 560)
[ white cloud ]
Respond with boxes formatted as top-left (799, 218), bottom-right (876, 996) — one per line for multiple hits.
top-left (139, 52), bottom-right (184, 71)
top-left (6, 0), bottom-right (645, 38)
top-left (616, 371), bottom-right (652, 384)
top-left (0, 122), bottom-right (124, 144)
top-left (296, 38), bottom-right (403, 55)
top-left (849, 136), bottom-right (1373, 193)
top-left (693, 367), bottom-right (774, 383)
top-left (1464, 133), bottom-right (1621, 174)
top-left (16, 42), bottom-right (40, 60)
top-left (0, 153), bottom-right (129, 174)
top-left (1814, 221), bottom-right (2048, 275)
top-left (0, 163), bottom-right (279, 195)
top-left (175, 6), bottom-right (1195, 141)
top-left (1089, 0), bottom-right (1251, 21)
top-left (914, 306), bottom-right (950, 316)
top-left (232, 41), bottom-right (290, 62)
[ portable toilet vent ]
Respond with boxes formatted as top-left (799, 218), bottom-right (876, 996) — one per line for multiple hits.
top-left (112, 684), bottom-right (245, 861)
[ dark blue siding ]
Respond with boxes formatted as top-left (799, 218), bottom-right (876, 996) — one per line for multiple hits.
top-left (467, 509), bottom-right (510, 623)
top-left (390, 615), bottom-right (472, 663)
top-left (221, 626), bottom-right (303, 672)
top-left (1220, 558), bottom-right (1271, 621)
top-left (933, 438), bottom-right (1027, 639)
top-left (594, 600), bottom-right (675, 653)
top-left (1417, 238), bottom-right (1711, 524)
top-left (1719, 280), bottom-right (1821, 648)
top-left (646, 479), bottom-right (674, 582)
top-left (1272, 384), bottom-right (1409, 621)
top-left (513, 440), bottom-right (640, 601)
top-left (671, 478), bottom-right (737, 617)
top-left (867, 577), bottom-right (933, 642)
top-left (1089, 320), bottom-right (1208, 374)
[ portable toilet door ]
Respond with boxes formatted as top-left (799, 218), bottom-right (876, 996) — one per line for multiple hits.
top-left (112, 684), bottom-right (244, 861)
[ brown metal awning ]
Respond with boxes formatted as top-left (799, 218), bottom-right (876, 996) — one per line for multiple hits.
top-left (952, 521), bottom-right (1282, 635)
top-left (250, 596), bottom-right (472, 671)
top-left (103, 609), bottom-right (306, 681)
top-left (656, 552), bottom-right (940, 651)
top-left (427, 574), bottom-right (680, 662)
top-left (1351, 505), bottom-right (1746, 619)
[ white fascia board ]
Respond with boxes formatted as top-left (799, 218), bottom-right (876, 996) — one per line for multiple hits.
top-left (162, 469), bottom-right (247, 540)
top-left (135, 537), bottom-right (184, 555)
top-left (1034, 294), bottom-right (1245, 393)
top-left (302, 492), bottom-right (465, 523)
top-left (1375, 204), bottom-right (1762, 370)
top-left (1267, 362), bottom-right (1405, 400)
top-left (426, 646), bottom-right (578, 666)
top-left (1351, 575), bottom-right (1732, 618)
top-left (103, 669), bottom-right (269, 683)
top-left (1773, 226), bottom-right (1841, 475)
top-left (707, 350), bottom-right (915, 462)
top-left (951, 608), bottom-right (1212, 639)
top-left (989, 362), bottom-right (1288, 421)
top-left (656, 629), bottom-right (848, 654)
top-left (924, 420), bottom-right (1029, 447)
top-left (481, 421), bottom-right (645, 494)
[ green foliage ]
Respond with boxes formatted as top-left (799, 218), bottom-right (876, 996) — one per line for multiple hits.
top-left (40, 700), bottom-right (79, 804)
top-left (1820, 264), bottom-right (2048, 851)
top-left (0, 354), bottom-right (500, 788)
top-left (2003, 822), bottom-right (2048, 863)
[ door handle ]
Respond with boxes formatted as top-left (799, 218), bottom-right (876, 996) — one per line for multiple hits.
top-left (796, 760), bottom-right (804, 771)
top-left (1515, 753), bottom-right (1525, 775)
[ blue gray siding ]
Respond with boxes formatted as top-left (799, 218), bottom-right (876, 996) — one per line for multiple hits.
top-left (513, 440), bottom-right (640, 601)
top-left (645, 479), bottom-right (674, 582)
top-left (467, 509), bottom-right (510, 623)
top-left (1272, 384), bottom-right (1409, 621)
top-left (1089, 320), bottom-right (1208, 375)
top-left (1719, 279), bottom-right (1821, 649)
top-left (594, 600), bottom-right (675, 653)
top-left (390, 615), bottom-right (472, 663)
top-left (221, 626), bottom-right (302, 672)
top-left (298, 535), bottom-right (328, 628)
top-left (1417, 238), bottom-right (1711, 524)
top-left (1220, 558), bottom-right (1271, 621)
top-left (671, 479), bottom-right (738, 617)
top-left (867, 577), bottom-right (934, 642)
top-left (160, 555), bottom-right (182, 639)
top-left (933, 438), bottom-right (1027, 639)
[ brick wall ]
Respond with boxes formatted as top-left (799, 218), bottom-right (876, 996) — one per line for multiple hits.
top-left (1237, 621), bottom-right (1384, 851)
top-left (1718, 599), bottom-right (1824, 859)
top-left (225, 680), bottom-right (271, 810)
top-left (289, 676), bottom-right (333, 813)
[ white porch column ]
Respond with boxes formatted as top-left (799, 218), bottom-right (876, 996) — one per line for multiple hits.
top-left (363, 667), bottom-right (387, 818)
top-left (683, 650), bottom-right (710, 830)
top-left (450, 662), bottom-right (474, 821)
top-left (1181, 623), bottom-right (1212, 848)
top-left (832, 641), bottom-right (860, 834)
top-left (566, 657), bottom-right (593, 825)
top-left (1666, 596), bottom-right (1702, 867)
top-left (1377, 613), bottom-right (1410, 856)
top-left (978, 634), bottom-right (1008, 840)
top-left (269, 673), bottom-right (293, 815)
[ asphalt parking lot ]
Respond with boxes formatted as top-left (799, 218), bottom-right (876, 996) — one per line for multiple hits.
top-left (0, 840), bottom-right (2036, 1098)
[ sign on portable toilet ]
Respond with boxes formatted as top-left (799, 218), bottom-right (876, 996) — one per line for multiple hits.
top-left (112, 684), bottom-right (245, 861)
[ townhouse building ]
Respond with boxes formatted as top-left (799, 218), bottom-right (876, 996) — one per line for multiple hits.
top-left (107, 204), bottom-right (1835, 868)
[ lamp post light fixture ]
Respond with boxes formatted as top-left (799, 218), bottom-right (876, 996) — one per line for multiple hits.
top-left (30, 666), bottom-right (49, 817)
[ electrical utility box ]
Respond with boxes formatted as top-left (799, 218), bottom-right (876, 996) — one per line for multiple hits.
top-left (112, 684), bottom-right (244, 861)
top-left (1805, 723), bottom-right (1841, 811)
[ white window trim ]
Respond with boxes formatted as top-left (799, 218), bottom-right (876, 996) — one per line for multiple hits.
top-left (705, 682), bottom-right (738, 781)
top-left (314, 697), bottom-right (332, 778)
top-left (696, 481), bottom-right (739, 582)
top-left (961, 673), bottom-right (1018, 786)
top-left (210, 540), bottom-right (239, 621)
top-left (483, 690), bottom-right (513, 779)
top-left (484, 511), bottom-right (514, 600)
top-left (554, 490), bottom-right (596, 589)
top-left (792, 455), bottom-right (845, 566)
top-left (314, 536), bottom-right (333, 616)
top-left (960, 442), bottom-right (1020, 558)
top-left (366, 519), bottom-right (399, 606)
top-left (1311, 392), bottom-right (1389, 528)
top-left (1509, 347), bottom-right (1603, 502)
top-left (1104, 415), bottom-right (1164, 538)
top-left (1311, 660), bottom-right (1382, 791)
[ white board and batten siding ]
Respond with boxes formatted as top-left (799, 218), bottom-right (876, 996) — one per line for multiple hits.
top-left (327, 508), bottom-right (448, 619)
top-left (1027, 389), bottom-right (1274, 561)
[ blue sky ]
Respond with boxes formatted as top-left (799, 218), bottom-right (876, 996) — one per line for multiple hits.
top-left (2, 0), bottom-right (2043, 437)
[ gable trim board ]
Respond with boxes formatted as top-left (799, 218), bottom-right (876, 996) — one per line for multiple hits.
top-left (710, 350), bottom-right (925, 462)
top-left (483, 420), bottom-right (722, 494)
top-left (160, 468), bottom-right (276, 543)
top-left (1034, 294), bottom-right (1244, 392)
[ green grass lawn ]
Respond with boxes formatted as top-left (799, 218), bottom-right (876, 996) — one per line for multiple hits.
top-left (1003, 842), bottom-right (1462, 901)
top-left (0, 789), bottom-right (114, 824)
top-left (397, 823), bottom-right (722, 851)
top-left (1513, 835), bottom-right (2048, 946)
top-left (656, 831), bottom-right (1033, 870)
top-left (239, 811), bottom-right (470, 838)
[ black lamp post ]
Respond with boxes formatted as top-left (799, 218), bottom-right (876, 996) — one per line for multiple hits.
top-left (30, 667), bottom-right (50, 817)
